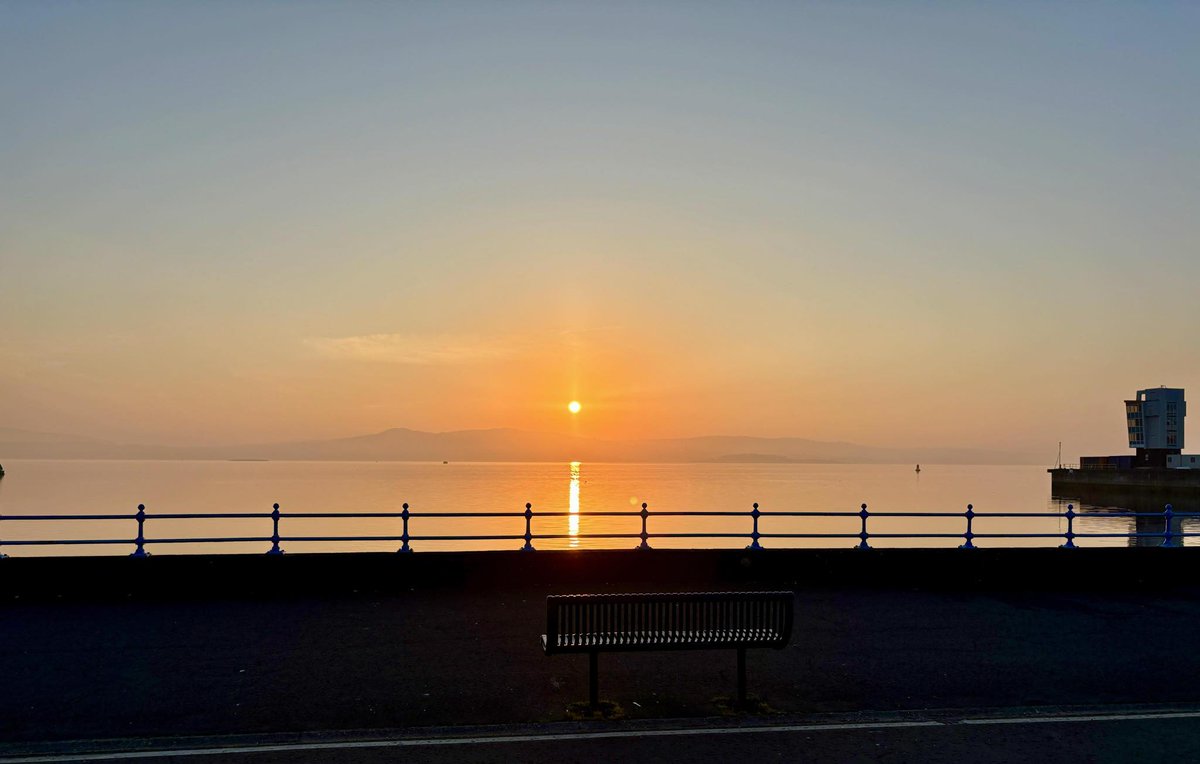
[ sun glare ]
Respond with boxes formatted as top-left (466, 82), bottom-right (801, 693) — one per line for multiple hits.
top-left (568, 400), bottom-right (582, 414)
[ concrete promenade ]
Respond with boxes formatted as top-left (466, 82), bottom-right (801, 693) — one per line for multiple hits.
top-left (2, 548), bottom-right (1200, 759)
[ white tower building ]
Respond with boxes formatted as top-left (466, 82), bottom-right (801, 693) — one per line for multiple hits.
top-left (1125, 387), bottom-right (1185, 467)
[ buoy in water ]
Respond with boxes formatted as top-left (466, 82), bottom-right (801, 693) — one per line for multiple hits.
top-left (915, 464), bottom-right (921, 473)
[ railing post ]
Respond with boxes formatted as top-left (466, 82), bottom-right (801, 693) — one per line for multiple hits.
top-left (130, 504), bottom-right (149, 558)
top-left (0, 513), bottom-right (7, 559)
top-left (637, 502), bottom-right (652, 550)
top-left (399, 503), bottom-right (412, 553)
top-left (266, 502), bottom-right (284, 555)
top-left (522, 503), bottom-right (535, 551)
top-left (1163, 504), bottom-right (1175, 547)
top-left (959, 504), bottom-right (976, 549)
top-left (746, 503), bottom-right (762, 550)
top-left (856, 503), bottom-right (871, 549)
top-left (1060, 504), bottom-right (1076, 549)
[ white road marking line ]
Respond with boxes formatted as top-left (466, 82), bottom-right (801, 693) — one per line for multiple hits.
top-left (0, 722), bottom-right (944, 763)
top-left (5, 710), bottom-right (1200, 763)
top-left (960, 710), bottom-right (1200, 725)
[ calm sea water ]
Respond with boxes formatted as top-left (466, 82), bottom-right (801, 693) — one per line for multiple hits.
top-left (0, 460), bottom-right (1190, 555)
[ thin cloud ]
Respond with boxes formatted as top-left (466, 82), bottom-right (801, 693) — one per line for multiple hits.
top-left (304, 333), bottom-right (520, 365)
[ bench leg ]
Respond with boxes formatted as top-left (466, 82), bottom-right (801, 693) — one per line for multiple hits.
top-left (589, 651), bottom-right (599, 708)
top-left (736, 647), bottom-right (747, 706)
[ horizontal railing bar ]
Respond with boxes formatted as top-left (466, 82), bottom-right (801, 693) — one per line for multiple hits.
top-left (6, 510), bottom-right (1200, 521)
top-left (857, 511), bottom-right (1020, 518)
top-left (524, 533), bottom-right (642, 539)
top-left (50, 531), bottom-right (1200, 545)
top-left (278, 533), bottom-right (652, 542)
top-left (627, 511), bottom-right (752, 517)
top-left (1072, 512), bottom-right (1200, 518)
top-left (401, 535), bottom-right (527, 541)
top-left (271, 512), bottom-right (408, 518)
top-left (524, 512), bottom-right (642, 518)
top-left (0, 539), bottom-right (132, 545)
top-left (410, 511), bottom-right (645, 518)
top-left (276, 511), bottom-right (640, 519)
top-left (0, 515), bottom-right (135, 521)
top-left (967, 513), bottom-right (1073, 519)
top-left (148, 537), bottom-right (271, 544)
top-left (139, 513), bottom-right (272, 520)
top-left (416, 510), bottom-right (1200, 518)
top-left (847, 533), bottom-right (979, 538)
top-left (757, 533), bottom-right (861, 538)
top-left (749, 511), bottom-right (862, 517)
top-left (2, 537), bottom-right (1196, 549)
top-left (280, 535), bottom-right (407, 542)
top-left (1073, 533), bottom-right (1189, 538)
top-left (964, 533), bottom-right (1068, 538)
top-left (641, 533), bottom-right (755, 538)
top-left (335, 512), bottom-right (509, 519)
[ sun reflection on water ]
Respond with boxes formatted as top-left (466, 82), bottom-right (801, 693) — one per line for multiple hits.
top-left (568, 461), bottom-right (581, 547)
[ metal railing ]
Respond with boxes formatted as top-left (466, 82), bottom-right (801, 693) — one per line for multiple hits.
top-left (0, 502), bottom-right (1197, 557)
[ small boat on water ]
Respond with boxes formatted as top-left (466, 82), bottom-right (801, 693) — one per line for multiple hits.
top-left (0, 463), bottom-right (5, 477)
top-left (915, 464), bottom-right (921, 473)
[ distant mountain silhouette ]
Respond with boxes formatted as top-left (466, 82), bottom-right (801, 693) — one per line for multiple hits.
top-left (0, 426), bottom-right (1038, 465)
top-left (0, 427), bottom-right (102, 445)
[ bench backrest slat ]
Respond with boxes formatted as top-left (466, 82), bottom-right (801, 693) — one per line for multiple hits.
top-left (545, 591), bottom-right (794, 653)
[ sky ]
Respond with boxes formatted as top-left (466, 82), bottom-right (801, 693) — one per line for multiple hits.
top-left (1, 2), bottom-right (1198, 458)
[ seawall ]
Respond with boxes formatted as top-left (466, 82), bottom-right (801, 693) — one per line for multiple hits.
top-left (3, 547), bottom-right (1197, 601)
top-left (1050, 466), bottom-right (1200, 497)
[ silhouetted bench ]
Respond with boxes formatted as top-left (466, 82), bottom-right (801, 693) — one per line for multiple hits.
top-left (542, 591), bottom-right (794, 706)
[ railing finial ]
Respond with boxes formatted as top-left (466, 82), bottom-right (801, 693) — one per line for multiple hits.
top-left (266, 502), bottom-right (284, 555)
top-left (747, 502), bottom-right (763, 550)
top-left (959, 504), bottom-right (976, 549)
top-left (855, 503), bottom-right (871, 549)
top-left (521, 503), bottom-right (535, 551)
top-left (1060, 503), bottom-right (1077, 549)
top-left (398, 503), bottom-right (412, 553)
top-left (637, 502), bottom-right (652, 550)
top-left (130, 503), bottom-right (150, 558)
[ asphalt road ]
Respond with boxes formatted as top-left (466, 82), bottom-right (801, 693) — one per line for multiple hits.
top-left (5, 583), bottom-right (1200, 745)
top-left (4, 707), bottom-right (1199, 763)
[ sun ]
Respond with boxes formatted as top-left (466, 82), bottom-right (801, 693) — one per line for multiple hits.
top-left (567, 400), bottom-right (582, 414)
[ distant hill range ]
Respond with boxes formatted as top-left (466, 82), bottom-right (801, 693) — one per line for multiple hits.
top-left (0, 426), bottom-right (1039, 465)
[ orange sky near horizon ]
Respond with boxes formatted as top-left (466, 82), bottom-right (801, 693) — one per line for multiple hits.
top-left (2, 4), bottom-right (1199, 460)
